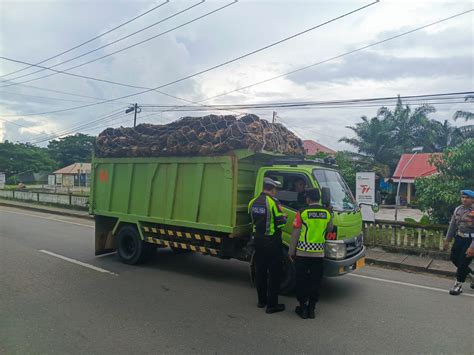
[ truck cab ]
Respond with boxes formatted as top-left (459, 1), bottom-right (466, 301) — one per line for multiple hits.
top-left (253, 159), bottom-right (366, 277)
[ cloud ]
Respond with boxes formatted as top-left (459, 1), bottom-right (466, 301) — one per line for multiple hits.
top-left (287, 52), bottom-right (472, 85)
top-left (0, 0), bottom-right (472, 150)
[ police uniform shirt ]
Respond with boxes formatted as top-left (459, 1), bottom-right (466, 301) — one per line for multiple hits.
top-left (446, 205), bottom-right (474, 248)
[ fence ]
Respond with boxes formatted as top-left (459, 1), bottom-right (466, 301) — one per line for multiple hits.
top-left (363, 219), bottom-right (448, 252)
top-left (0, 189), bottom-right (88, 208)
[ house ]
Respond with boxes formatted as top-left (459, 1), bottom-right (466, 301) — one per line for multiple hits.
top-left (303, 140), bottom-right (337, 156)
top-left (392, 153), bottom-right (441, 204)
top-left (53, 163), bottom-right (91, 187)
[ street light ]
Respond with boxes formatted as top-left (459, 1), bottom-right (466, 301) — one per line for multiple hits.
top-left (395, 146), bottom-right (423, 221)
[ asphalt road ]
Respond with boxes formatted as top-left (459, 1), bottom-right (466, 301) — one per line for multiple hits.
top-left (1, 206), bottom-right (473, 354)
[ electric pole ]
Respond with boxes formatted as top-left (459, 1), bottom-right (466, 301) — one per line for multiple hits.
top-left (125, 103), bottom-right (141, 127)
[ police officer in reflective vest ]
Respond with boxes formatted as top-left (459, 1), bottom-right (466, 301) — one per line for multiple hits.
top-left (443, 189), bottom-right (474, 295)
top-left (289, 188), bottom-right (333, 319)
top-left (248, 177), bottom-right (287, 314)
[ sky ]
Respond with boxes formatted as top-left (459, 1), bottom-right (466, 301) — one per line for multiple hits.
top-left (0, 0), bottom-right (473, 151)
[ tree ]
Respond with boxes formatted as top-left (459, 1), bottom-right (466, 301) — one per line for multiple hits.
top-left (333, 151), bottom-right (389, 194)
top-left (47, 133), bottom-right (95, 167)
top-left (340, 97), bottom-right (466, 175)
top-left (453, 95), bottom-right (474, 121)
top-left (339, 115), bottom-right (398, 173)
top-left (0, 141), bottom-right (57, 178)
top-left (415, 138), bottom-right (474, 224)
top-left (420, 120), bottom-right (463, 152)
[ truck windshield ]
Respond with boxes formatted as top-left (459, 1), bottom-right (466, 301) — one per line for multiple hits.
top-left (313, 169), bottom-right (356, 212)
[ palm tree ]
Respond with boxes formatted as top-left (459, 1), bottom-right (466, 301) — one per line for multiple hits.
top-left (340, 97), bottom-right (436, 172)
top-left (453, 95), bottom-right (474, 121)
top-left (421, 120), bottom-right (463, 152)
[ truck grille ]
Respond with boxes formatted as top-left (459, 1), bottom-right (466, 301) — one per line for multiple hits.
top-left (345, 234), bottom-right (363, 257)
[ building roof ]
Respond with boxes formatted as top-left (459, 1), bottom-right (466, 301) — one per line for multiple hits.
top-left (392, 153), bottom-right (441, 180)
top-left (303, 140), bottom-right (337, 156)
top-left (54, 163), bottom-right (91, 175)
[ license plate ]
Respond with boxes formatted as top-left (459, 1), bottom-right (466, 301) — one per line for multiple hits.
top-left (355, 257), bottom-right (365, 269)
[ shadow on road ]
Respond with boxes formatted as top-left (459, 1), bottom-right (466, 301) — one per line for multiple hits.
top-left (98, 248), bottom-right (359, 302)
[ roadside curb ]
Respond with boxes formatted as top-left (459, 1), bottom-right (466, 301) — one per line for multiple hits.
top-left (0, 200), bottom-right (93, 221)
top-left (366, 256), bottom-right (456, 277)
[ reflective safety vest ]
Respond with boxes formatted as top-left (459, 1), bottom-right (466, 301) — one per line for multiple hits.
top-left (248, 192), bottom-right (286, 237)
top-left (297, 206), bottom-right (331, 253)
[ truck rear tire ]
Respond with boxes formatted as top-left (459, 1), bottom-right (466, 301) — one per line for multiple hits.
top-left (117, 225), bottom-right (153, 265)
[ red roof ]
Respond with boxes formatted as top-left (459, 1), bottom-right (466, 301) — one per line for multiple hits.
top-left (303, 140), bottom-right (336, 156)
top-left (54, 163), bottom-right (91, 175)
top-left (392, 153), bottom-right (441, 179)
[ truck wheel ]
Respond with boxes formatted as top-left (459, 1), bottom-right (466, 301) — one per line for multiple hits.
top-left (248, 249), bottom-right (296, 295)
top-left (117, 225), bottom-right (152, 265)
top-left (279, 248), bottom-right (296, 295)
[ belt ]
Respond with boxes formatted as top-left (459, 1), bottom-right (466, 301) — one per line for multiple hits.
top-left (458, 232), bottom-right (474, 238)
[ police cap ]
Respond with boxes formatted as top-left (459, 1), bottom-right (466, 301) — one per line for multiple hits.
top-left (461, 190), bottom-right (474, 198)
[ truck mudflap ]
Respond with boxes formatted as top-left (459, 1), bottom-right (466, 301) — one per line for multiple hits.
top-left (323, 246), bottom-right (366, 277)
top-left (95, 215), bottom-right (118, 255)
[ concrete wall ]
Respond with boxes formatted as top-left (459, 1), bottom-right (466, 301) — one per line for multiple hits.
top-left (0, 190), bottom-right (88, 208)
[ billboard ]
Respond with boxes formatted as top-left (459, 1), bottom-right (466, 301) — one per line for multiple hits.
top-left (356, 172), bottom-right (375, 222)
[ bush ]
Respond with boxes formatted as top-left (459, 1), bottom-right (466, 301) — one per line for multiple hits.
top-left (416, 139), bottom-right (474, 224)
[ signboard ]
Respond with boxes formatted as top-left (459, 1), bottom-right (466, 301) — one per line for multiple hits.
top-left (0, 172), bottom-right (5, 189)
top-left (356, 172), bottom-right (376, 222)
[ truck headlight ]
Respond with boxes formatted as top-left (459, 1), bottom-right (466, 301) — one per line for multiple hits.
top-left (325, 241), bottom-right (347, 260)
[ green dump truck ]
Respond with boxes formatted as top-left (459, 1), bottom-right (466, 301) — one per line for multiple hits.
top-left (91, 149), bottom-right (367, 290)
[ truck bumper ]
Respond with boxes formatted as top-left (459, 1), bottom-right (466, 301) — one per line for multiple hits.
top-left (323, 246), bottom-right (366, 277)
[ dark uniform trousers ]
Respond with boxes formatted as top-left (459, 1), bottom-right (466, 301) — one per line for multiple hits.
top-left (295, 256), bottom-right (324, 307)
top-left (254, 236), bottom-right (282, 307)
top-left (450, 236), bottom-right (473, 282)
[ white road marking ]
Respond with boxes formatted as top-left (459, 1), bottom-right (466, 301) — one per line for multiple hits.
top-left (349, 273), bottom-right (474, 298)
top-left (39, 250), bottom-right (118, 276)
top-left (0, 208), bottom-right (93, 228)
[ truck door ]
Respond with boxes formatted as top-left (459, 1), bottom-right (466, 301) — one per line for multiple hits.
top-left (261, 170), bottom-right (314, 247)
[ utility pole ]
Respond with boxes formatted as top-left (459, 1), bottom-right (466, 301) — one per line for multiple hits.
top-left (125, 103), bottom-right (141, 127)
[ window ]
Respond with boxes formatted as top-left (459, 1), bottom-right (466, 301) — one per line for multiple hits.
top-left (313, 169), bottom-right (356, 212)
top-left (264, 171), bottom-right (312, 210)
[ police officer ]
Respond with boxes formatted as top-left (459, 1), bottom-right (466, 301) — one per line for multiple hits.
top-left (289, 188), bottom-right (333, 319)
top-left (248, 177), bottom-right (287, 314)
top-left (443, 189), bottom-right (474, 295)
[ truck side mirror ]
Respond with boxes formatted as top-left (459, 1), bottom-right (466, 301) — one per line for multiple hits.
top-left (321, 187), bottom-right (331, 207)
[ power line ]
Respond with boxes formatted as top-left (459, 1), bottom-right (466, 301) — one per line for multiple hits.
top-left (0, 1), bottom-right (170, 79)
top-left (0, 1), bottom-right (204, 85)
top-left (0, 1), bottom-right (377, 118)
top-left (140, 92), bottom-right (473, 111)
top-left (196, 8), bottom-right (474, 104)
top-left (0, 90), bottom-right (108, 104)
top-left (3, 83), bottom-right (130, 104)
top-left (26, 108), bottom-right (128, 144)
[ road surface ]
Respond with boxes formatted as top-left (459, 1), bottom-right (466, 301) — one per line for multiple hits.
top-left (1, 206), bottom-right (473, 354)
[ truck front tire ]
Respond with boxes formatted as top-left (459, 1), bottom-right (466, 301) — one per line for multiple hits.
top-left (117, 225), bottom-right (153, 265)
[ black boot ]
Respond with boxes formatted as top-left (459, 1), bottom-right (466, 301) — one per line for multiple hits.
top-left (295, 304), bottom-right (308, 319)
top-left (266, 304), bottom-right (285, 314)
